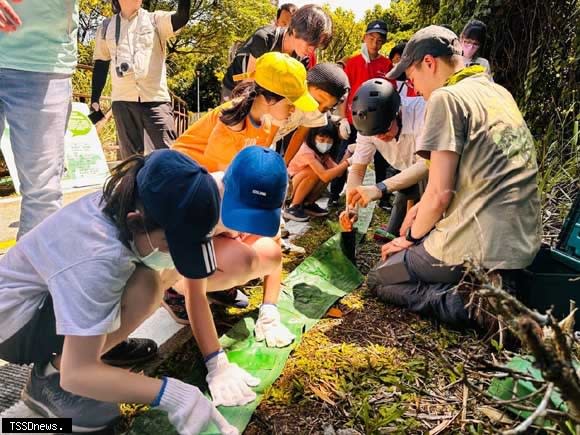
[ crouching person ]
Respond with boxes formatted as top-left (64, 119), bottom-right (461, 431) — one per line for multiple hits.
top-left (285, 121), bottom-right (351, 221)
top-left (366, 26), bottom-right (541, 328)
top-left (0, 150), bottom-right (237, 434)
top-left (340, 78), bottom-right (427, 237)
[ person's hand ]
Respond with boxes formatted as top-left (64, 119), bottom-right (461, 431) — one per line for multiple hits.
top-left (0, 0), bottom-right (22, 32)
top-left (338, 118), bottom-right (351, 140)
top-left (348, 185), bottom-right (381, 208)
top-left (157, 377), bottom-right (240, 435)
top-left (206, 351), bottom-right (260, 407)
top-left (90, 102), bottom-right (100, 113)
top-left (255, 304), bottom-right (295, 348)
top-left (381, 236), bottom-right (414, 261)
top-left (399, 203), bottom-right (420, 236)
top-left (339, 208), bottom-right (358, 232)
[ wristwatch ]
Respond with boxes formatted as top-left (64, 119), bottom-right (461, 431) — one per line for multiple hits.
top-left (405, 227), bottom-right (421, 244)
top-left (375, 182), bottom-right (388, 198)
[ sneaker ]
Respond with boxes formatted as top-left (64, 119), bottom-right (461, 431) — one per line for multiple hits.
top-left (283, 205), bottom-right (309, 222)
top-left (101, 338), bottom-right (158, 366)
top-left (327, 195), bottom-right (341, 209)
top-left (22, 364), bottom-right (120, 432)
top-left (378, 198), bottom-right (392, 212)
top-left (281, 238), bottom-right (306, 254)
top-left (161, 287), bottom-right (190, 325)
top-left (303, 203), bottom-right (329, 217)
top-left (207, 288), bottom-right (249, 308)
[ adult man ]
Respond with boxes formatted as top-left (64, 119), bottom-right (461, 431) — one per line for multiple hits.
top-left (91, 0), bottom-right (191, 159)
top-left (330, 20), bottom-right (395, 208)
top-left (0, 0), bottom-right (77, 238)
top-left (340, 79), bottom-right (427, 236)
top-left (221, 4), bottom-right (332, 100)
top-left (369, 26), bottom-right (541, 327)
top-left (275, 3), bottom-right (296, 27)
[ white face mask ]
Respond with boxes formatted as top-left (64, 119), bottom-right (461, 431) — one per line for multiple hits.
top-left (315, 142), bottom-right (333, 154)
top-left (130, 230), bottom-right (175, 271)
top-left (361, 42), bottom-right (371, 63)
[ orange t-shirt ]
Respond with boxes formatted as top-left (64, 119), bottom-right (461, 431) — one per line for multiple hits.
top-left (172, 102), bottom-right (273, 172)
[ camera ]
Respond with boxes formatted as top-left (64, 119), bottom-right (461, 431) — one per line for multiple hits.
top-left (115, 62), bottom-right (133, 78)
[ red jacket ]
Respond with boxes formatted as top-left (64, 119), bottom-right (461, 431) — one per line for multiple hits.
top-left (344, 53), bottom-right (395, 123)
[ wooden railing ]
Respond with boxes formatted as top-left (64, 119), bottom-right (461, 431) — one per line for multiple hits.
top-left (74, 64), bottom-right (190, 159)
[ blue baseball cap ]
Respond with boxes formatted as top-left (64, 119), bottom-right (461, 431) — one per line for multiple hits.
top-left (137, 150), bottom-right (220, 279)
top-left (222, 146), bottom-right (288, 237)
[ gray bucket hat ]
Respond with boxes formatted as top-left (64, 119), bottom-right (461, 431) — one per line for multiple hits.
top-left (387, 25), bottom-right (462, 80)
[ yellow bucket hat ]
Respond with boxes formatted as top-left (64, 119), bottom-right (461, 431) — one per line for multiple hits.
top-left (233, 52), bottom-right (319, 113)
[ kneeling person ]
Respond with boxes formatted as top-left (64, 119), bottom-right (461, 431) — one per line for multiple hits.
top-left (368, 26), bottom-right (541, 328)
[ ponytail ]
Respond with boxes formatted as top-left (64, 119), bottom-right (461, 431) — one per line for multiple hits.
top-left (220, 82), bottom-right (285, 127)
top-left (101, 155), bottom-right (161, 245)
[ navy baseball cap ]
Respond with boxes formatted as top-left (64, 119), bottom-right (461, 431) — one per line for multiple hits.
top-left (366, 20), bottom-right (388, 36)
top-left (137, 150), bottom-right (221, 279)
top-left (387, 25), bottom-right (462, 81)
top-left (221, 146), bottom-right (288, 237)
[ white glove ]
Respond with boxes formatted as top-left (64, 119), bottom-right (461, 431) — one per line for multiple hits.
top-left (255, 304), bottom-right (295, 348)
top-left (338, 118), bottom-right (351, 140)
top-left (157, 377), bottom-right (239, 435)
top-left (206, 351), bottom-right (260, 407)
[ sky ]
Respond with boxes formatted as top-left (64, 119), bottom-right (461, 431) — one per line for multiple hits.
top-left (288, 0), bottom-right (390, 20)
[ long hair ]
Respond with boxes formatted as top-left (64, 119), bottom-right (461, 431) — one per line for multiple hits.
top-left (101, 155), bottom-right (161, 245)
top-left (306, 120), bottom-right (340, 157)
top-left (220, 82), bottom-right (285, 127)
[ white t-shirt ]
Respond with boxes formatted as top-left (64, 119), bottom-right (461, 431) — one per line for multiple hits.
top-left (273, 109), bottom-right (328, 143)
top-left (351, 95), bottom-right (426, 170)
top-left (0, 192), bottom-right (137, 342)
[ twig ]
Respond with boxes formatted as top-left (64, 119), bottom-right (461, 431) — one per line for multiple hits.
top-left (502, 383), bottom-right (554, 435)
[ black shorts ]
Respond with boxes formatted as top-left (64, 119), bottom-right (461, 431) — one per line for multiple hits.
top-left (0, 295), bottom-right (64, 365)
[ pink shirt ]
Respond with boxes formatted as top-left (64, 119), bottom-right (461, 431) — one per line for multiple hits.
top-left (288, 143), bottom-right (336, 177)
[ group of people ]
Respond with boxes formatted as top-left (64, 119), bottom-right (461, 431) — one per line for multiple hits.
top-left (0, 0), bottom-right (541, 434)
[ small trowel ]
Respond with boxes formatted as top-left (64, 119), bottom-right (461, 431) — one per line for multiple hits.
top-left (340, 204), bottom-right (357, 264)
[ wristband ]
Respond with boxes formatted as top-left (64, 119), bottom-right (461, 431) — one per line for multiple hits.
top-left (203, 349), bottom-right (225, 363)
top-left (151, 376), bottom-right (169, 407)
top-left (405, 226), bottom-right (421, 244)
top-left (375, 182), bottom-right (388, 198)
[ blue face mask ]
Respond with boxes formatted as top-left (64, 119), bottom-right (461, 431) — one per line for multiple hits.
top-left (130, 230), bottom-right (175, 271)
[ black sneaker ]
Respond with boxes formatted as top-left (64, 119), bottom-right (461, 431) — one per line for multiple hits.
top-left (327, 195), bottom-right (341, 209)
top-left (303, 203), bottom-right (329, 217)
top-left (101, 338), bottom-right (158, 366)
top-left (207, 288), bottom-right (249, 308)
top-left (22, 364), bottom-right (120, 432)
top-left (378, 198), bottom-right (392, 212)
top-left (283, 205), bottom-right (309, 222)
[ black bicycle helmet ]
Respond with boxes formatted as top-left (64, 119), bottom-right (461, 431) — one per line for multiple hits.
top-left (351, 79), bottom-right (401, 136)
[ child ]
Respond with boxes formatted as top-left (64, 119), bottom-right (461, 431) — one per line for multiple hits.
top-left (460, 20), bottom-right (492, 76)
top-left (0, 150), bottom-right (237, 434)
top-left (173, 51), bottom-right (319, 173)
top-left (277, 62), bottom-right (350, 164)
top-left (165, 146), bottom-right (293, 408)
top-left (284, 121), bottom-right (351, 221)
top-left (172, 51), bottom-right (317, 308)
